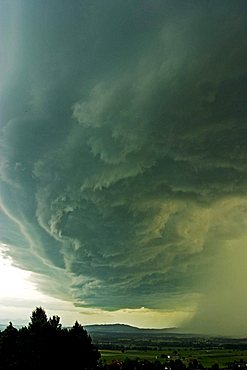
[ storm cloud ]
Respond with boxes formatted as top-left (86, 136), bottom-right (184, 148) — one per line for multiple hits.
top-left (1, 0), bottom-right (247, 334)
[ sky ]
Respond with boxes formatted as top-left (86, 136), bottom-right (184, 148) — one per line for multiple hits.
top-left (0, 0), bottom-right (247, 336)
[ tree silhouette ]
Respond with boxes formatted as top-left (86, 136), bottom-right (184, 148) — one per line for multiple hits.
top-left (0, 307), bottom-right (100, 369)
top-left (28, 306), bottom-right (48, 330)
top-left (66, 320), bottom-right (100, 368)
top-left (49, 314), bottom-right (62, 330)
top-left (0, 322), bottom-right (19, 368)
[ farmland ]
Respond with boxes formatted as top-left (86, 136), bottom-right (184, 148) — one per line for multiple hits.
top-left (86, 325), bottom-right (247, 369)
top-left (100, 348), bottom-right (247, 368)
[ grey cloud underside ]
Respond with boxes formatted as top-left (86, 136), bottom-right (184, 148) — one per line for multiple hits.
top-left (1, 0), bottom-right (247, 311)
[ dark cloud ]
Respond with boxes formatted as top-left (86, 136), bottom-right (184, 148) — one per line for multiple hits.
top-left (1, 0), bottom-right (247, 333)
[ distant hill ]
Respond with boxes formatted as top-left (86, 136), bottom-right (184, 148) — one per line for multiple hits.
top-left (0, 322), bottom-right (184, 336)
top-left (84, 323), bottom-right (179, 334)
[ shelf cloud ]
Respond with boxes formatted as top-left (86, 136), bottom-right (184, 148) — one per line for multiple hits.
top-left (1, 0), bottom-right (247, 335)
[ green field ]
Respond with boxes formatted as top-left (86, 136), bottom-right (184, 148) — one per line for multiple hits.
top-left (100, 348), bottom-right (247, 368)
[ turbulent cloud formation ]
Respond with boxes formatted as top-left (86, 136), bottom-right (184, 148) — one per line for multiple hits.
top-left (1, 0), bottom-right (247, 334)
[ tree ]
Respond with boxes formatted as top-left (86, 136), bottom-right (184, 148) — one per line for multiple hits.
top-left (49, 315), bottom-right (62, 331)
top-left (28, 306), bottom-right (48, 331)
top-left (0, 307), bottom-right (100, 369)
top-left (0, 322), bottom-right (19, 368)
top-left (211, 364), bottom-right (219, 370)
top-left (64, 320), bottom-right (100, 368)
